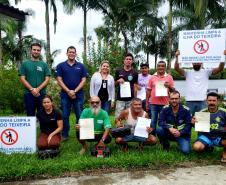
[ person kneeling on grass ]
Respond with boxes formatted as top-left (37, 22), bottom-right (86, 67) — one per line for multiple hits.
top-left (36, 95), bottom-right (63, 157)
top-left (192, 92), bottom-right (226, 163)
top-left (156, 90), bottom-right (192, 154)
top-left (76, 96), bottom-right (112, 155)
top-left (115, 98), bottom-right (157, 152)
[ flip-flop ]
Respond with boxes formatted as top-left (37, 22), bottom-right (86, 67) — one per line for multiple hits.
top-left (221, 157), bottom-right (226, 163)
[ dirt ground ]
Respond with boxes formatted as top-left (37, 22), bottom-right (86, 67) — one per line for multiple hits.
top-left (1, 165), bottom-right (226, 185)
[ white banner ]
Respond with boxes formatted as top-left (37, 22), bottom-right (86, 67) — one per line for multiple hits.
top-left (178, 28), bottom-right (226, 63)
top-left (0, 117), bottom-right (36, 154)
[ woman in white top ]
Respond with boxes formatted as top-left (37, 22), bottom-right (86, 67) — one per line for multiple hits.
top-left (90, 60), bottom-right (115, 113)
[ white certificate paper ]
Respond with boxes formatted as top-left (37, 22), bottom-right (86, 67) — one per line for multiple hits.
top-left (155, 81), bottom-right (168, 97)
top-left (137, 87), bottom-right (146, 100)
top-left (120, 82), bottom-right (131, 98)
top-left (134, 117), bottom-right (151, 138)
top-left (79, 118), bottom-right (95, 139)
top-left (195, 112), bottom-right (210, 132)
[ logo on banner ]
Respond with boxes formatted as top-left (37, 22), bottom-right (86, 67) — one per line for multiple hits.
top-left (1, 128), bottom-right (18, 145)
top-left (193, 40), bottom-right (209, 54)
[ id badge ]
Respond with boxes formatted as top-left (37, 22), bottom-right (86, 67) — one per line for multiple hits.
top-left (103, 82), bottom-right (107, 88)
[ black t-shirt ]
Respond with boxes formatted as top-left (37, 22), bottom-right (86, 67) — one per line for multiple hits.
top-left (98, 80), bottom-right (109, 102)
top-left (36, 108), bottom-right (62, 134)
top-left (115, 68), bottom-right (138, 101)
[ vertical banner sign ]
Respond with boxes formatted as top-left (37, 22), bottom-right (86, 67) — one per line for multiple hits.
top-left (0, 117), bottom-right (36, 154)
top-left (178, 29), bottom-right (226, 63)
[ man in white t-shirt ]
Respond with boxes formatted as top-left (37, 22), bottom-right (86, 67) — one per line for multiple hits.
top-left (174, 50), bottom-right (226, 115)
top-left (135, 63), bottom-right (151, 110)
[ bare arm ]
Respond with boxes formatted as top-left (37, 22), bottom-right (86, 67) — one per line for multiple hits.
top-left (212, 50), bottom-right (226, 75)
top-left (20, 75), bottom-right (33, 91)
top-left (56, 76), bottom-right (70, 93)
top-left (115, 110), bottom-right (128, 127)
top-left (20, 75), bottom-right (50, 96)
top-left (174, 50), bottom-right (185, 76)
top-left (74, 77), bottom-right (86, 93)
top-left (146, 89), bottom-right (151, 112)
top-left (47, 119), bottom-right (63, 144)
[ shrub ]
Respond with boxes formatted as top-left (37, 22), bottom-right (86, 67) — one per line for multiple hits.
top-left (0, 65), bottom-right (24, 113)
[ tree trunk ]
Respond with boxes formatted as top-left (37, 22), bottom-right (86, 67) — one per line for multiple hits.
top-left (146, 52), bottom-right (149, 64)
top-left (155, 53), bottom-right (158, 69)
top-left (0, 22), bottom-right (2, 64)
top-left (167, 0), bottom-right (173, 71)
top-left (45, 0), bottom-right (51, 66)
top-left (115, 21), bottom-right (119, 49)
top-left (83, 2), bottom-right (87, 60)
top-left (122, 30), bottom-right (128, 53)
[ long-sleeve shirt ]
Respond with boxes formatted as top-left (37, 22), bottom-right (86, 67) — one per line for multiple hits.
top-left (90, 72), bottom-right (115, 101)
top-left (158, 104), bottom-right (192, 137)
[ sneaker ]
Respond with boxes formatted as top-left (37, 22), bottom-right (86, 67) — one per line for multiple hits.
top-left (79, 147), bottom-right (87, 155)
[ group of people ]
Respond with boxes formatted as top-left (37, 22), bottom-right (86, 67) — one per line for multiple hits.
top-left (19, 42), bottom-right (226, 162)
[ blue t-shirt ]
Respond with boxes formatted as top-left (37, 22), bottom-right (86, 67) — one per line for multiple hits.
top-left (200, 107), bottom-right (226, 139)
top-left (56, 60), bottom-right (88, 99)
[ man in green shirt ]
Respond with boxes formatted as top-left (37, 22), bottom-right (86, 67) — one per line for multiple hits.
top-left (76, 96), bottom-right (112, 155)
top-left (19, 43), bottom-right (51, 116)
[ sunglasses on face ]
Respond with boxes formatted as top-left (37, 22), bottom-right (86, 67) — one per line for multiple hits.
top-left (91, 101), bottom-right (100, 105)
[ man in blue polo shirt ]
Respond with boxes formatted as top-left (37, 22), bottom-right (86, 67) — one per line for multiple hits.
top-left (56, 46), bottom-right (88, 140)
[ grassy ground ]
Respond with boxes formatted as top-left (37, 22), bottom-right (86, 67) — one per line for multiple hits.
top-left (0, 115), bottom-right (224, 182)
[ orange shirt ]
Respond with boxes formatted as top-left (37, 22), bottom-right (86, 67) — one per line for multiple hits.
top-left (147, 73), bottom-right (174, 105)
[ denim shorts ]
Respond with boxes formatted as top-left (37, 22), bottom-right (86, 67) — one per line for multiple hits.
top-left (123, 134), bottom-right (147, 142)
top-left (198, 135), bottom-right (223, 147)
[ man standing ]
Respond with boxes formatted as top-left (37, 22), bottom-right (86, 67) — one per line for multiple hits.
top-left (56, 46), bottom-right (87, 140)
top-left (174, 50), bottom-right (226, 115)
top-left (146, 61), bottom-right (174, 134)
top-left (135, 63), bottom-right (151, 110)
top-left (115, 98), bottom-right (157, 152)
top-left (76, 96), bottom-right (112, 155)
top-left (19, 43), bottom-right (51, 116)
top-left (193, 92), bottom-right (226, 162)
top-left (156, 91), bottom-right (192, 154)
top-left (115, 53), bottom-right (138, 117)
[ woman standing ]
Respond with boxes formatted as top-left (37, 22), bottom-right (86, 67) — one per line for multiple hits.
top-left (90, 60), bottom-right (115, 113)
top-left (36, 95), bottom-right (63, 152)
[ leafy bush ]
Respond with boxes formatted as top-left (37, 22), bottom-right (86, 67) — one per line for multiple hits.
top-left (0, 65), bottom-right (24, 113)
top-left (46, 78), bottom-right (61, 108)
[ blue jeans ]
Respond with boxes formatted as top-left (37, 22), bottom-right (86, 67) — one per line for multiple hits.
top-left (186, 101), bottom-right (206, 116)
top-left (149, 104), bottom-right (164, 134)
top-left (61, 95), bottom-right (84, 138)
top-left (101, 100), bottom-right (111, 114)
top-left (156, 127), bottom-right (191, 154)
top-left (24, 92), bottom-right (45, 116)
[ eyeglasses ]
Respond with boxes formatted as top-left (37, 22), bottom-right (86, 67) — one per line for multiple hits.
top-left (91, 101), bottom-right (100, 104)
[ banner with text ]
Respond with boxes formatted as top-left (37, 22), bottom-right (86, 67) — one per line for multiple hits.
top-left (0, 117), bottom-right (36, 154)
top-left (178, 28), bottom-right (226, 63)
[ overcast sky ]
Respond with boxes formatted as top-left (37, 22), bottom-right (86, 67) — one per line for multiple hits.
top-left (12, 0), bottom-right (103, 67)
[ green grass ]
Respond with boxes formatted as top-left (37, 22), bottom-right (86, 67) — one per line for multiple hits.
top-left (0, 115), bottom-right (224, 182)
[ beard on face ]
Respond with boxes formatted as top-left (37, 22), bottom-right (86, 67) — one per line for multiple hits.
top-left (32, 54), bottom-right (40, 60)
top-left (91, 105), bottom-right (100, 115)
top-left (193, 64), bottom-right (201, 71)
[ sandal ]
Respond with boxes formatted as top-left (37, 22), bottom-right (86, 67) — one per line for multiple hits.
top-left (221, 157), bottom-right (226, 163)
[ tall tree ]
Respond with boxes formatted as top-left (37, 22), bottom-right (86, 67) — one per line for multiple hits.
top-left (62, 0), bottom-right (98, 59)
top-left (41, 0), bottom-right (57, 67)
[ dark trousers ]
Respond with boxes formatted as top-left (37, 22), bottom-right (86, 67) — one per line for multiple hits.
top-left (37, 133), bottom-right (61, 150)
top-left (24, 92), bottom-right (45, 116)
